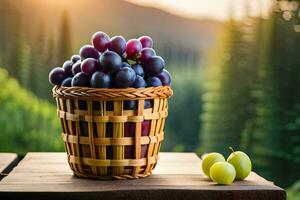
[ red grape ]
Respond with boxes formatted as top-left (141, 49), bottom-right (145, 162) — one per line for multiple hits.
top-left (139, 36), bottom-right (153, 48)
top-left (108, 36), bottom-right (126, 56)
top-left (125, 39), bottom-right (142, 59)
top-left (81, 58), bottom-right (99, 75)
top-left (138, 48), bottom-right (156, 64)
top-left (49, 67), bottom-right (65, 85)
top-left (79, 45), bottom-right (99, 60)
top-left (92, 31), bottom-right (110, 52)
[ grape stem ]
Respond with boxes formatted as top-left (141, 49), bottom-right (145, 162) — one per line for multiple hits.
top-left (229, 146), bottom-right (235, 154)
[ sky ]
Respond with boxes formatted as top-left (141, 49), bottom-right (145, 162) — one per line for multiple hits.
top-left (126, 0), bottom-right (272, 21)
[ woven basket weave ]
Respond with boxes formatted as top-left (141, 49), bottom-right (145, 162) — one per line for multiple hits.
top-left (53, 85), bottom-right (173, 179)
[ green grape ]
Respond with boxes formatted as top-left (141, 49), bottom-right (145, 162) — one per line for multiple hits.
top-left (202, 152), bottom-right (225, 179)
top-left (227, 147), bottom-right (252, 180)
top-left (210, 162), bottom-right (236, 185)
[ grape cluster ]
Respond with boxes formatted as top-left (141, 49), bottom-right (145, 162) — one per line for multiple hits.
top-left (49, 31), bottom-right (172, 89)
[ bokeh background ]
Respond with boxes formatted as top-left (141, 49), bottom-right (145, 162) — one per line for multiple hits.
top-left (0, 0), bottom-right (299, 198)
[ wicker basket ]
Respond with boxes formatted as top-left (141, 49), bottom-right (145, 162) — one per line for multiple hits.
top-left (53, 85), bottom-right (173, 179)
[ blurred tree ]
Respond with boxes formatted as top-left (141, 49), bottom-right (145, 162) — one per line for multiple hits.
top-left (0, 68), bottom-right (63, 155)
top-left (57, 10), bottom-right (73, 65)
top-left (200, 14), bottom-right (257, 155)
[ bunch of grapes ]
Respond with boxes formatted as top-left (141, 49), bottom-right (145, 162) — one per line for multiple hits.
top-left (49, 31), bottom-right (172, 89)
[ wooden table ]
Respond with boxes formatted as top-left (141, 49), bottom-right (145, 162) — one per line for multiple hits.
top-left (0, 152), bottom-right (285, 200)
top-left (0, 153), bottom-right (18, 180)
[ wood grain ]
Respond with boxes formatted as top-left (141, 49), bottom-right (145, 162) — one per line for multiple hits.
top-left (0, 153), bottom-right (18, 176)
top-left (0, 152), bottom-right (286, 200)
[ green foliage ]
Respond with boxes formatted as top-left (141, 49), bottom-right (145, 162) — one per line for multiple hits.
top-left (287, 180), bottom-right (300, 200)
top-left (0, 68), bottom-right (63, 155)
top-left (162, 67), bottom-right (203, 152)
top-left (201, 2), bottom-right (300, 188)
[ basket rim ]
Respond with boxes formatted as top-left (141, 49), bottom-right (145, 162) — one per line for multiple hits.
top-left (53, 85), bottom-right (173, 100)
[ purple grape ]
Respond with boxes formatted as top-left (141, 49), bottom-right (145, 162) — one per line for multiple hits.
top-left (61, 77), bottom-right (72, 87)
top-left (131, 64), bottom-right (144, 77)
top-left (72, 61), bottom-right (81, 75)
top-left (81, 58), bottom-right (99, 75)
top-left (115, 67), bottom-right (136, 88)
top-left (100, 51), bottom-right (122, 74)
top-left (147, 77), bottom-right (162, 87)
top-left (144, 100), bottom-right (153, 109)
top-left (49, 67), bottom-right (65, 85)
top-left (126, 39), bottom-right (142, 59)
top-left (124, 100), bottom-right (137, 110)
top-left (71, 54), bottom-right (81, 63)
top-left (92, 31), bottom-right (110, 52)
top-left (71, 72), bottom-right (90, 87)
top-left (139, 36), bottom-right (153, 48)
top-left (79, 45), bottom-right (99, 60)
top-left (132, 75), bottom-right (147, 88)
top-left (91, 71), bottom-right (111, 88)
top-left (62, 60), bottom-right (73, 77)
top-left (143, 56), bottom-right (165, 76)
top-left (121, 62), bottom-right (131, 68)
top-left (157, 69), bottom-right (172, 86)
top-left (138, 48), bottom-right (156, 64)
top-left (108, 36), bottom-right (126, 56)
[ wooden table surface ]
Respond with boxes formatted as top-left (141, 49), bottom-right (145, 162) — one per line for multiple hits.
top-left (0, 152), bottom-right (285, 200)
top-left (0, 153), bottom-right (18, 180)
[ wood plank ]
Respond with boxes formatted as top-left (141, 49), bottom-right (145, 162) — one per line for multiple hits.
top-left (0, 152), bottom-right (286, 200)
top-left (0, 153), bottom-right (18, 173)
top-left (0, 153), bottom-right (18, 179)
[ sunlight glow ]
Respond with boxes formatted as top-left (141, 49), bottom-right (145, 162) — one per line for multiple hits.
top-left (126, 0), bottom-right (272, 21)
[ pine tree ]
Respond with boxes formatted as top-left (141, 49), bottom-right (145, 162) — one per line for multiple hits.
top-left (57, 10), bottom-right (73, 65)
top-left (200, 13), bottom-right (258, 155)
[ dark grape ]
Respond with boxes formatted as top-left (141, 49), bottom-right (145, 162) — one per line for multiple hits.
top-left (71, 72), bottom-right (90, 87)
top-left (157, 69), bottom-right (172, 86)
top-left (124, 100), bottom-right (137, 110)
top-left (108, 36), bottom-right (126, 56)
top-left (71, 54), bottom-right (81, 63)
top-left (121, 62), bottom-right (131, 68)
top-left (139, 36), bottom-right (153, 48)
top-left (81, 58), bottom-right (99, 75)
top-left (131, 64), bottom-right (144, 77)
top-left (124, 99), bottom-right (152, 110)
top-left (79, 45), bottom-right (99, 60)
top-left (125, 39), bottom-right (142, 59)
top-left (144, 100), bottom-right (153, 109)
top-left (62, 60), bottom-right (73, 77)
top-left (61, 77), bottom-right (72, 87)
top-left (49, 67), bottom-right (65, 85)
top-left (92, 31), bottom-right (110, 52)
top-left (138, 48), bottom-right (156, 64)
top-left (115, 67), bottom-right (136, 88)
top-left (100, 51), bottom-right (122, 74)
top-left (91, 71), bottom-right (111, 88)
top-left (143, 56), bottom-right (165, 76)
top-left (132, 75), bottom-right (147, 88)
top-left (72, 61), bottom-right (81, 75)
top-left (147, 76), bottom-right (162, 87)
